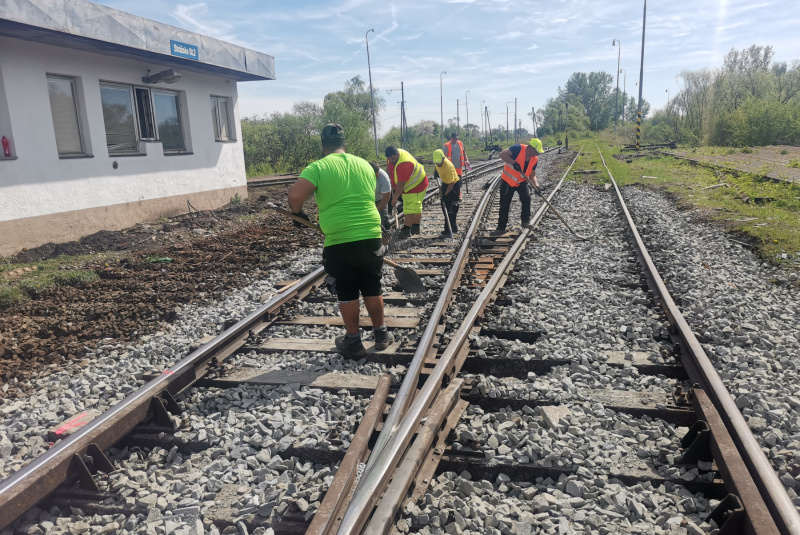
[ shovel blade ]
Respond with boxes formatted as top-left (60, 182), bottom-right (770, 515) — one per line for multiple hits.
top-left (393, 265), bottom-right (426, 294)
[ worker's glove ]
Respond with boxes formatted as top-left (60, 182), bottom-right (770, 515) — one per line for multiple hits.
top-left (513, 163), bottom-right (522, 172)
top-left (292, 211), bottom-right (310, 228)
top-left (373, 244), bottom-right (387, 257)
top-left (532, 186), bottom-right (543, 197)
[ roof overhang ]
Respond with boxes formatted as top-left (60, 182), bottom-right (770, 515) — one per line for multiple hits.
top-left (0, 0), bottom-right (275, 82)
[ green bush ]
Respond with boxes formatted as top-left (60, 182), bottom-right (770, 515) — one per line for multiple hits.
top-left (710, 98), bottom-right (799, 146)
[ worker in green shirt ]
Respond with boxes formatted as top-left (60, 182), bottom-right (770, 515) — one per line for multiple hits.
top-left (288, 124), bottom-right (394, 358)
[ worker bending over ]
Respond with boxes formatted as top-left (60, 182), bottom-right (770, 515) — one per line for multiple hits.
top-left (492, 138), bottom-right (544, 236)
top-left (386, 146), bottom-right (429, 239)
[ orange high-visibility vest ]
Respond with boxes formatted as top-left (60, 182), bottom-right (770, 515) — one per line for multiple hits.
top-left (501, 145), bottom-right (538, 187)
top-left (444, 140), bottom-right (466, 175)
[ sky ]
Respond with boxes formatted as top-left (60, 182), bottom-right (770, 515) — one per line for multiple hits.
top-left (96, 0), bottom-right (800, 136)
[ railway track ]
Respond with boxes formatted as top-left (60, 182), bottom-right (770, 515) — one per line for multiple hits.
top-left (0, 147), bottom-right (798, 535)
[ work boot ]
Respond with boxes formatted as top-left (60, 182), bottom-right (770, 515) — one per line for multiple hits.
top-left (373, 328), bottom-right (394, 351)
top-left (439, 230), bottom-right (453, 239)
top-left (490, 228), bottom-right (506, 236)
top-left (335, 335), bottom-right (367, 359)
top-left (411, 224), bottom-right (421, 235)
top-left (398, 226), bottom-right (412, 239)
top-left (521, 219), bottom-right (531, 228)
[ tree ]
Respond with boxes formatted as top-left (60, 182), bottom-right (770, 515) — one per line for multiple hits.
top-left (322, 76), bottom-right (385, 160)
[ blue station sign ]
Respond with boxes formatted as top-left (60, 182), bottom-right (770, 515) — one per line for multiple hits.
top-left (170, 40), bottom-right (199, 61)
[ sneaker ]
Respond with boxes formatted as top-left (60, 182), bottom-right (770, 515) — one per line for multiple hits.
top-left (439, 230), bottom-right (453, 239)
top-left (489, 228), bottom-right (506, 236)
top-left (373, 329), bottom-right (394, 351)
top-left (398, 226), bottom-right (412, 239)
top-left (335, 335), bottom-right (367, 358)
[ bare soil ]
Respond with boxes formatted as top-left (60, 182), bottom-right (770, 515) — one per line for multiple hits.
top-left (0, 185), bottom-right (320, 398)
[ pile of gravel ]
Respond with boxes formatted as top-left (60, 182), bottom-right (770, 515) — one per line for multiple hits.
top-left (0, 246), bottom-right (325, 480)
top-left (396, 469), bottom-right (713, 535)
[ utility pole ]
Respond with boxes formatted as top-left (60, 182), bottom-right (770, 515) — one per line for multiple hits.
top-left (440, 71), bottom-right (446, 148)
top-left (565, 102), bottom-right (570, 150)
top-left (506, 104), bottom-right (509, 144)
top-left (401, 82), bottom-right (406, 148)
top-left (484, 106), bottom-right (489, 148)
top-left (480, 100), bottom-right (485, 143)
top-left (514, 98), bottom-right (517, 143)
top-left (456, 98), bottom-right (460, 136)
top-left (612, 39), bottom-right (621, 135)
top-left (531, 107), bottom-right (536, 138)
top-left (387, 83), bottom-right (406, 148)
top-left (465, 90), bottom-right (470, 148)
top-left (636, 0), bottom-right (646, 150)
top-left (620, 68), bottom-right (627, 126)
top-left (365, 29), bottom-right (378, 160)
top-left (505, 101), bottom-right (514, 144)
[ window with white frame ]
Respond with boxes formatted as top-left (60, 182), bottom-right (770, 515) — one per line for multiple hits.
top-left (211, 96), bottom-right (234, 141)
top-left (100, 83), bottom-right (185, 155)
top-left (47, 75), bottom-right (85, 157)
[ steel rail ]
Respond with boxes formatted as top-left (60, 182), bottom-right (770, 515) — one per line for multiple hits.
top-left (358, 154), bottom-right (532, 479)
top-left (363, 380), bottom-right (463, 535)
top-left (0, 266), bottom-right (326, 531)
top-left (0, 160), bottom-right (504, 531)
top-left (336, 148), bottom-right (581, 535)
top-left (359, 160), bottom-right (504, 483)
top-left (597, 144), bottom-right (800, 534)
top-left (305, 375), bottom-right (392, 535)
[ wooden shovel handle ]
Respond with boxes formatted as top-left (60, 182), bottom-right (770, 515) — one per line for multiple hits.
top-left (269, 203), bottom-right (322, 232)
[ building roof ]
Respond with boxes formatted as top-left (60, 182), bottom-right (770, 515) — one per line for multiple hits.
top-left (0, 0), bottom-right (275, 82)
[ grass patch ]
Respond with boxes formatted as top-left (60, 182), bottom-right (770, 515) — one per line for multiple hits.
top-left (0, 255), bottom-right (103, 308)
top-left (789, 159), bottom-right (800, 169)
top-left (564, 141), bottom-right (800, 269)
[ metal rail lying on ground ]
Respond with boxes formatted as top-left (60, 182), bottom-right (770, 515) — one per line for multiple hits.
top-left (597, 144), bottom-right (799, 535)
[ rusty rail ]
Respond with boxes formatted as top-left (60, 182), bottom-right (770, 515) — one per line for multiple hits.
top-left (0, 267), bottom-right (326, 531)
top-left (0, 159), bottom-right (506, 532)
top-left (335, 148), bottom-right (581, 535)
top-left (598, 143), bottom-right (800, 534)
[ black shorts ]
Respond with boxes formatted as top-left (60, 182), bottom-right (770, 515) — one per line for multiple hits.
top-left (322, 238), bottom-right (383, 302)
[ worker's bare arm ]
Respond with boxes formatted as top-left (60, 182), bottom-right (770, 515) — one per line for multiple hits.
top-left (377, 192), bottom-right (391, 212)
top-left (288, 178), bottom-right (317, 213)
top-left (498, 149), bottom-right (514, 166)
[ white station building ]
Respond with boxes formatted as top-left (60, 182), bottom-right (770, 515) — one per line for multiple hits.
top-left (0, 0), bottom-right (275, 257)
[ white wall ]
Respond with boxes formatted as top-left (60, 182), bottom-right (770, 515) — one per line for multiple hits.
top-left (0, 35), bottom-right (246, 223)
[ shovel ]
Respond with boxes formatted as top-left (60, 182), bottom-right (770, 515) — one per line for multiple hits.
top-left (530, 185), bottom-right (597, 241)
top-left (269, 203), bottom-right (427, 294)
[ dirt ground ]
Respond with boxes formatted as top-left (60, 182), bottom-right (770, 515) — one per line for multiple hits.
top-left (0, 185), bottom-right (320, 398)
top-left (667, 145), bottom-right (800, 183)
